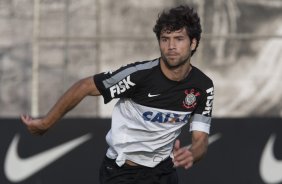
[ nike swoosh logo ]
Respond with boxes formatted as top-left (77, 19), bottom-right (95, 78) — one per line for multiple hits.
top-left (148, 93), bottom-right (160, 97)
top-left (259, 134), bottom-right (282, 184)
top-left (4, 133), bottom-right (92, 182)
top-left (184, 133), bottom-right (221, 149)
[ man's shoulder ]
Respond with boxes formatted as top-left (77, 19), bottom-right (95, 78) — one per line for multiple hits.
top-left (189, 66), bottom-right (214, 91)
top-left (110, 58), bottom-right (159, 75)
top-left (129, 58), bottom-right (159, 70)
top-left (191, 65), bottom-right (213, 83)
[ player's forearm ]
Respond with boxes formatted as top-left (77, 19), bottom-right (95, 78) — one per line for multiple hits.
top-left (42, 77), bottom-right (98, 128)
top-left (189, 132), bottom-right (208, 163)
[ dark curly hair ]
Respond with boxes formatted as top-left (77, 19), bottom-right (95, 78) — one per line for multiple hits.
top-left (153, 5), bottom-right (202, 56)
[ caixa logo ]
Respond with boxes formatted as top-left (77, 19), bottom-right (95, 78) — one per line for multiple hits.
top-left (109, 76), bottom-right (135, 98)
top-left (202, 87), bottom-right (214, 116)
top-left (142, 111), bottom-right (190, 124)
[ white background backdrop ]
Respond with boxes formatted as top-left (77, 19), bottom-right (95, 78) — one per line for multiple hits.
top-left (0, 0), bottom-right (282, 117)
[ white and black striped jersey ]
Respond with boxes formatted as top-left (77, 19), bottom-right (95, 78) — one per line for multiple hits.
top-left (94, 58), bottom-right (214, 167)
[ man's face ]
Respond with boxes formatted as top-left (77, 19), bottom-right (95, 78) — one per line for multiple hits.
top-left (159, 28), bottom-right (196, 69)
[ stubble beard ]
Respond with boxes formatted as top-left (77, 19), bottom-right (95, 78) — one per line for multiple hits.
top-left (161, 52), bottom-right (191, 70)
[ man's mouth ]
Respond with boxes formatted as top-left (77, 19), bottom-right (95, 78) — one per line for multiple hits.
top-left (167, 52), bottom-right (178, 56)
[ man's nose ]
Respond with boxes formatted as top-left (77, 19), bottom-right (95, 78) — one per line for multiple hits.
top-left (168, 40), bottom-right (176, 49)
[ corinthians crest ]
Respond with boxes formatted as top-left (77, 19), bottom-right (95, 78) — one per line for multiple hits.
top-left (183, 89), bottom-right (200, 109)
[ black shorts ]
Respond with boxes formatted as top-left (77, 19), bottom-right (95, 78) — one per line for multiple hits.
top-left (99, 156), bottom-right (178, 184)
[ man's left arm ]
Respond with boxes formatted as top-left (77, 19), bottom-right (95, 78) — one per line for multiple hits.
top-left (189, 130), bottom-right (208, 163)
top-left (173, 82), bottom-right (214, 169)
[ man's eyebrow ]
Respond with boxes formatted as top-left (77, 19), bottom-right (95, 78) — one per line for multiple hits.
top-left (160, 35), bottom-right (185, 39)
top-left (174, 35), bottom-right (185, 38)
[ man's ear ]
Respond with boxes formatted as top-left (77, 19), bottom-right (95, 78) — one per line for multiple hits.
top-left (191, 38), bottom-right (197, 50)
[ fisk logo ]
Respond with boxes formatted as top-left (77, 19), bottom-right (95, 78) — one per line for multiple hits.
top-left (202, 87), bottom-right (214, 116)
top-left (110, 75), bottom-right (135, 98)
top-left (143, 111), bottom-right (190, 124)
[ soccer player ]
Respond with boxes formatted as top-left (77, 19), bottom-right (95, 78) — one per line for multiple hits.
top-left (21, 5), bottom-right (214, 184)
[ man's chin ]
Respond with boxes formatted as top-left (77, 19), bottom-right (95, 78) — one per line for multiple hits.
top-left (166, 62), bottom-right (183, 69)
top-left (165, 59), bottom-right (187, 69)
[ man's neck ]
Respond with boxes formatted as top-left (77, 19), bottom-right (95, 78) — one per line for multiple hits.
top-left (160, 58), bottom-right (192, 82)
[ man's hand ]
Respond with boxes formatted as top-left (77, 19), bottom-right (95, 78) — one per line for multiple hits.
top-left (20, 114), bottom-right (49, 135)
top-left (173, 139), bottom-right (194, 169)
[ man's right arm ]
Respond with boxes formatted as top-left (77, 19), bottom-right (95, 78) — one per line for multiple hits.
top-left (21, 76), bottom-right (100, 135)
